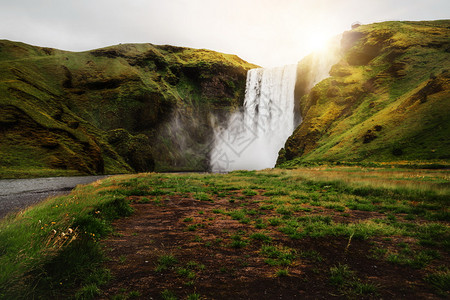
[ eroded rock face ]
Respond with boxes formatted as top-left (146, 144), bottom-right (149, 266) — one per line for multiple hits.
top-left (345, 29), bottom-right (394, 65)
top-left (278, 20), bottom-right (450, 166)
top-left (0, 105), bottom-right (105, 174)
top-left (107, 129), bottom-right (154, 172)
top-left (341, 31), bottom-right (365, 52)
top-left (0, 41), bottom-right (257, 176)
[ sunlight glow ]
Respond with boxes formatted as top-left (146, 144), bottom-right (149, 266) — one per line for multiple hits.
top-left (307, 34), bottom-right (331, 52)
top-left (305, 28), bottom-right (337, 53)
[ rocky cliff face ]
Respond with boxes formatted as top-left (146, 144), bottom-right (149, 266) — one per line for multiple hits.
top-left (278, 20), bottom-right (450, 166)
top-left (0, 41), bottom-right (257, 177)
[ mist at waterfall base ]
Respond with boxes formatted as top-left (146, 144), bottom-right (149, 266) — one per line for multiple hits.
top-left (211, 65), bottom-right (296, 171)
top-left (210, 40), bottom-right (342, 172)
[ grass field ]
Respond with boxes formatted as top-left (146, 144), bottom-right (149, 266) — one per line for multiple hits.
top-left (0, 166), bottom-right (448, 298)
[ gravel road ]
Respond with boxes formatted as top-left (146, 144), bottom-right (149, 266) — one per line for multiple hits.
top-left (0, 175), bottom-right (108, 219)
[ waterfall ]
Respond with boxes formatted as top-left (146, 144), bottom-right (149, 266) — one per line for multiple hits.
top-left (210, 64), bottom-right (297, 171)
top-left (210, 37), bottom-right (342, 172)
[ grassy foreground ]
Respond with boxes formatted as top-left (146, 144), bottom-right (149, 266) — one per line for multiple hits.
top-left (0, 166), bottom-right (449, 298)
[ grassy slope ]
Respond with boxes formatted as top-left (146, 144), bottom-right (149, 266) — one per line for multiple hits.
top-left (0, 41), bottom-right (257, 178)
top-left (0, 168), bottom-right (448, 298)
top-left (278, 20), bottom-right (450, 167)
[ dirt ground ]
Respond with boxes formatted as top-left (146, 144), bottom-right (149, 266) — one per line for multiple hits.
top-left (98, 192), bottom-right (443, 299)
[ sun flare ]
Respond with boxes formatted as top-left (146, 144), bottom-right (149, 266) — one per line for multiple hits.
top-left (307, 35), bottom-right (330, 51)
top-left (304, 27), bottom-right (337, 53)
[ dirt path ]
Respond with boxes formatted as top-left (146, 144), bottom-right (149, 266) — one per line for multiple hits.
top-left (100, 195), bottom-right (438, 299)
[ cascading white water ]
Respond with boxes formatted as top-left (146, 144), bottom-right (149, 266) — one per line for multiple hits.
top-left (210, 37), bottom-right (342, 172)
top-left (210, 64), bottom-right (297, 171)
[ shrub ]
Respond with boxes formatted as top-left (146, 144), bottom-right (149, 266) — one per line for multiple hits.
top-left (155, 255), bottom-right (178, 272)
top-left (425, 270), bottom-right (450, 295)
top-left (329, 264), bottom-right (353, 286)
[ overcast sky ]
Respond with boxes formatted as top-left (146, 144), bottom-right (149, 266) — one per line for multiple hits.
top-left (0, 0), bottom-right (448, 67)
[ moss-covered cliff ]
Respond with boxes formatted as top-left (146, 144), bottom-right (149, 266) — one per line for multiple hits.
top-left (0, 41), bottom-right (257, 178)
top-left (278, 20), bottom-right (450, 167)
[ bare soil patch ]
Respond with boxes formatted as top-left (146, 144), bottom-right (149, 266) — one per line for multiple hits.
top-left (99, 194), bottom-right (440, 299)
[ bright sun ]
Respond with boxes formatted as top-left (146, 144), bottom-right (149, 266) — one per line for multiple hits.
top-left (305, 28), bottom-right (336, 53)
top-left (308, 35), bottom-right (330, 51)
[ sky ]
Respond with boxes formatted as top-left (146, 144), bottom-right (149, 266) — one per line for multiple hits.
top-left (0, 0), bottom-right (449, 67)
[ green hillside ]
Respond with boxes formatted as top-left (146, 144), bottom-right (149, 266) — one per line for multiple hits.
top-left (278, 20), bottom-right (450, 167)
top-left (0, 41), bottom-right (257, 178)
